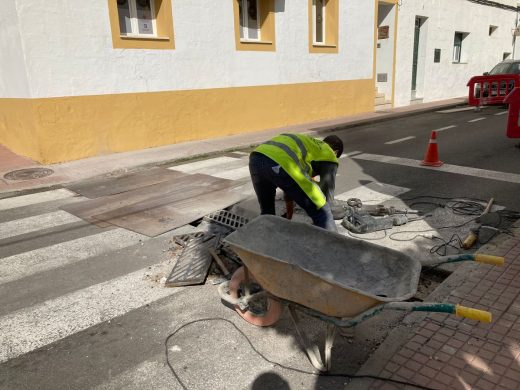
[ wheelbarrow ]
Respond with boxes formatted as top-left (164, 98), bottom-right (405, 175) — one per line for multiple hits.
top-left (217, 215), bottom-right (504, 372)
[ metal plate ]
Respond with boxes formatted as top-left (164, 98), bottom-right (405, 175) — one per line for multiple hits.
top-left (4, 168), bottom-right (54, 181)
top-left (165, 235), bottom-right (218, 287)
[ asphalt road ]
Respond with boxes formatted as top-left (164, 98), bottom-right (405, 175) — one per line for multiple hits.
top-left (329, 105), bottom-right (519, 211)
top-left (0, 105), bottom-right (518, 390)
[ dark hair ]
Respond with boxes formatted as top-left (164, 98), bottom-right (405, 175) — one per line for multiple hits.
top-left (323, 135), bottom-right (343, 158)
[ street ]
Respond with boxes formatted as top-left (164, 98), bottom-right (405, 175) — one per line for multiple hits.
top-left (1, 105), bottom-right (519, 390)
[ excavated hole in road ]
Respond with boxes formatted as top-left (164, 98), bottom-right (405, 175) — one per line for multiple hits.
top-left (414, 267), bottom-right (452, 301)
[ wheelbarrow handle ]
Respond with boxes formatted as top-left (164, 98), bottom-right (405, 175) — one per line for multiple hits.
top-left (385, 302), bottom-right (492, 323)
top-left (455, 304), bottom-right (492, 323)
top-left (422, 253), bottom-right (504, 267)
top-left (474, 254), bottom-right (504, 266)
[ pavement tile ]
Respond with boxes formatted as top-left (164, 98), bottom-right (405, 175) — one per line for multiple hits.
top-left (432, 332), bottom-right (450, 344)
top-left (396, 366), bottom-right (415, 379)
top-left (448, 356), bottom-right (467, 369)
top-left (453, 332), bottom-right (470, 343)
top-left (436, 371), bottom-right (456, 386)
top-left (441, 344), bottom-right (458, 355)
top-left (437, 326), bottom-right (456, 337)
top-left (500, 376), bottom-right (518, 390)
top-left (418, 365), bottom-right (437, 379)
top-left (490, 362), bottom-right (508, 376)
top-left (425, 358), bottom-right (443, 371)
top-left (412, 352), bottom-right (430, 366)
top-left (475, 377), bottom-right (497, 390)
top-left (424, 323), bottom-right (441, 332)
top-left (504, 366), bottom-right (520, 382)
top-left (385, 361), bottom-right (400, 373)
top-left (433, 351), bottom-right (451, 363)
top-left (447, 338), bottom-right (465, 349)
top-left (495, 354), bottom-right (514, 367)
top-left (398, 347), bottom-right (414, 359)
top-left (459, 370), bottom-right (480, 386)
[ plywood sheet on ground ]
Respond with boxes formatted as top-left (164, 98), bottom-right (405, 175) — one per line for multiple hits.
top-left (62, 169), bottom-right (251, 236)
top-left (94, 181), bottom-right (251, 236)
top-left (61, 173), bottom-right (227, 226)
top-left (66, 167), bottom-right (184, 198)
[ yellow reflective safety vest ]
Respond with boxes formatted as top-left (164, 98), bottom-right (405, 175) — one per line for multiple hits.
top-left (254, 134), bottom-right (338, 208)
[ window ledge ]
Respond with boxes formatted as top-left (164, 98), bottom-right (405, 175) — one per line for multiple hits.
top-left (452, 62), bottom-right (468, 64)
top-left (120, 35), bottom-right (171, 41)
top-left (312, 43), bottom-right (337, 48)
top-left (240, 39), bottom-right (273, 45)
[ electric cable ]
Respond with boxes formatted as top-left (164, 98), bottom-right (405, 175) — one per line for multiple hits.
top-left (165, 317), bottom-right (439, 390)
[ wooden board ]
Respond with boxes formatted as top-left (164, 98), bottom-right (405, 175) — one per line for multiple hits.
top-left (61, 173), bottom-right (227, 225)
top-left (66, 167), bottom-right (184, 198)
top-left (96, 182), bottom-right (251, 236)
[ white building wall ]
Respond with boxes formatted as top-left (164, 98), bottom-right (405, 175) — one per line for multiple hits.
top-left (0, 0), bottom-right (31, 98)
top-left (9, 0), bottom-right (375, 99)
top-left (394, 0), bottom-right (518, 107)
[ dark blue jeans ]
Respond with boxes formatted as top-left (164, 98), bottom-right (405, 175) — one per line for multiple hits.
top-left (249, 152), bottom-right (336, 232)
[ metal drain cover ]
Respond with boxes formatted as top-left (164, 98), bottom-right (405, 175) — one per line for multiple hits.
top-left (4, 168), bottom-right (54, 181)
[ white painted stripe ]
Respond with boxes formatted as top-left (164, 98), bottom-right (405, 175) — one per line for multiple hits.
top-left (434, 125), bottom-right (457, 132)
top-left (0, 211), bottom-right (82, 240)
top-left (494, 111), bottom-right (508, 116)
top-left (385, 136), bottom-right (415, 145)
top-left (353, 153), bottom-right (520, 184)
top-left (437, 107), bottom-right (482, 113)
top-left (0, 229), bottom-right (147, 285)
top-left (468, 117), bottom-right (486, 123)
top-left (0, 264), bottom-right (182, 363)
top-left (336, 182), bottom-right (410, 204)
top-left (212, 166), bottom-right (250, 180)
top-left (167, 157), bottom-right (238, 173)
top-left (0, 189), bottom-right (76, 211)
top-left (343, 151), bottom-right (362, 158)
top-left (232, 151), bottom-right (249, 156)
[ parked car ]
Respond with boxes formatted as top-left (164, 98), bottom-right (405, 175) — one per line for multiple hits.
top-left (475, 60), bottom-right (520, 99)
top-left (484, 60), bottom-right (520, 76)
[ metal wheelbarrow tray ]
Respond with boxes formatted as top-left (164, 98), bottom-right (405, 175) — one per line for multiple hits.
top-left (218, 215), bottom-right (504, 371)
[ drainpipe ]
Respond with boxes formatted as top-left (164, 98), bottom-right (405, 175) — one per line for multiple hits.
top-left (514, 5), bottom-right (519, 60)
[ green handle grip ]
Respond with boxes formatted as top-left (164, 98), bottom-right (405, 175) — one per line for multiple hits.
top-left (475, 254), bottom-right (505, 266)
top-left (456, 304), bottom-right (492, 323)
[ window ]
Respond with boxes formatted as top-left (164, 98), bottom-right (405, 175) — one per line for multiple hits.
top-left (503, 52), bottom-right (512, 60)
top-left (313, 0), bottom-right (325, 44)
top-left (239, 0), bottom-right (260, 41)
top-left (233, 0), bottom-right (275, 51)
top-left (118, 0), bottom-right (155, 37)
top-left (108, 0), bottom-right (174, 50)
top-left (453, 32), bottom-right (468, 63)
top-left (489, 25), bottom-right (498, 36)
top-left (308, 0), bottom-right (338, 53)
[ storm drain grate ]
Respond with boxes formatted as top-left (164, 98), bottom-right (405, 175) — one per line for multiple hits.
top-left (4, 168), bottom-right (54, 181)
top-left (171, 231), bottom-right (206, 247)
top-left (165, 234), bottom-right (218, 287)
top-left (203, 209), bottom-right (249, 230)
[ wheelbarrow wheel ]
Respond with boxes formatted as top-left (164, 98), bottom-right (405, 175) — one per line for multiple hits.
top-left (229, 266), bottom-right (283, 327)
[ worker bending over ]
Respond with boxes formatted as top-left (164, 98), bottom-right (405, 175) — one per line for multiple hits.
top-left (249, 133), bottom-right (343, 232)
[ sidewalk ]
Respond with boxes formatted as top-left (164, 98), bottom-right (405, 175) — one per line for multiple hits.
top-left (0, 97), bottom-right (466, 195)
top-left (348, 221), bottom-right (520, 390)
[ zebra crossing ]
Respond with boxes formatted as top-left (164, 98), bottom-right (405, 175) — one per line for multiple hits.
top-left (3, 152), bottom-right (494, 389)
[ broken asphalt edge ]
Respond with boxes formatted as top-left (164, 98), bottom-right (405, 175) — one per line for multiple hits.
top-left (344, 220), bottom-right (520, 390)
top-left (0, 98), bottom-right (467, 199)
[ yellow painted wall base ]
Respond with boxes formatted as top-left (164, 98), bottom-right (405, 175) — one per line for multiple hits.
top-left (0, 79), bottom-right (374, 164)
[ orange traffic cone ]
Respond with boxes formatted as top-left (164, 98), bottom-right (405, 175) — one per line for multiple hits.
top-left (421, 131), bottom-right (443, 167)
